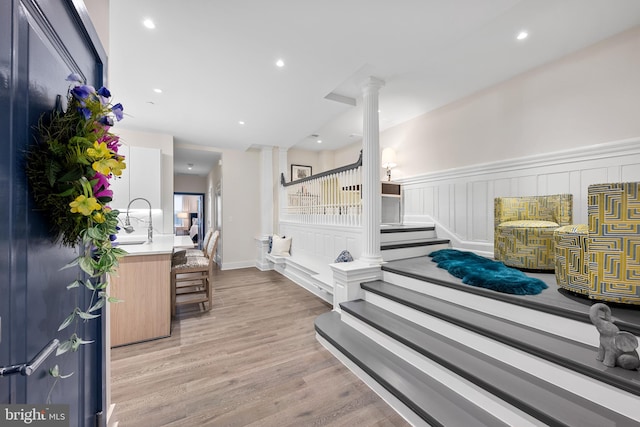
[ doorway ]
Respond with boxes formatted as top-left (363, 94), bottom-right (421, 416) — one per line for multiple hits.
top-left (174, 193), bottom-right (205, 246)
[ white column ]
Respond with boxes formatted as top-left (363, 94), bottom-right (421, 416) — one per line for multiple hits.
top-left (360, 76), bottom-right (385, 264)
top-left (260, 146), bottom-right (273, 238)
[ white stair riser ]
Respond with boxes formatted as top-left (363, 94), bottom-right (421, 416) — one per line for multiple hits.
top-left (360, 292), bottom-right (640, 422)
top-left (382, 243), bottom-right (450, 261)
top-left (381, 230), bottom-right (437, 243)
top-left (382, 270), bottom-right (598, 345)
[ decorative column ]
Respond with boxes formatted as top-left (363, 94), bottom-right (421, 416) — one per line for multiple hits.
top-left (360, 76), bottom-right (385, 264)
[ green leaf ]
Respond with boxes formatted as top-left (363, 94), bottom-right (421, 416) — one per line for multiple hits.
top-left (66, 280), bottom-right (81, 289)
top-left (56, 340), bottom-right (72, 356)
top-left (77, 311), bottom-right (100, 320)
top-left (84, 279), bottom-right (95, 291)
top-left (49, 365), bottom-right (59, 377)
top-left (49, 364), bottom-right (74, 379)
top-left (59, 257), bottom-right (79, 271)
top-left (58, 311), bottom-right (76, 331)
top-left (107, 296), bottom-right (123, 303)
top-left (71, 335), bottom-right (94, 351)
top-left (88, 298), bottom-right (105, 312)
top-left (57, 187), bottom-right (76, 197)
top-left (78, 256), bottom-right (95, 275)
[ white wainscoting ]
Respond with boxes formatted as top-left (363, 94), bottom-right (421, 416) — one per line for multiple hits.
top-left (279, 222), bottom-right (362, 265)
top-left (399, 138), bottom-right (640, 255)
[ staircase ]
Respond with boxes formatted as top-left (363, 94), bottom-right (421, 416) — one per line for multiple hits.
top-left (380, 224), bottom-right (450, 261)
top-left (315, 255), bottom-right (640, 426)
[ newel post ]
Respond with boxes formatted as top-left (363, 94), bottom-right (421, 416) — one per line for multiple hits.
top-left (331, 261), bottom-right (382, 312)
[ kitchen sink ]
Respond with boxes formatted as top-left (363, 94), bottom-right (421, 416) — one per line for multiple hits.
top-left (116, 240), bottom-right (146, 245)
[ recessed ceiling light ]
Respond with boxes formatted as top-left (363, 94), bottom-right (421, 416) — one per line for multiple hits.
top-left (143, 19), bottom-right (155, 29)
top-left (238, 120), bottom-right (245, 125)
top-left (516, 31), bottom-right (528, 40)
top-left (153, 88), bottom-right (162, 93)
top-left (275, 59), bottom-right (285, 68)
top-left (317, 140), bottom-right (322, 144)
top-left (187, 163), bottom-right (193, 170)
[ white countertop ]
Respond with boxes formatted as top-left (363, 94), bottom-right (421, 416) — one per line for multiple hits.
top-left (114, 234), bottom-right (195, 256)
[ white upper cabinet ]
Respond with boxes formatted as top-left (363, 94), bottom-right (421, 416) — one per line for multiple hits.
top-left (110, 145), bottom-right (162, 210)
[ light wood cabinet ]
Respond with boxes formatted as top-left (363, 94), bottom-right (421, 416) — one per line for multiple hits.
top-left (109, 253), bottom-right (171, 347)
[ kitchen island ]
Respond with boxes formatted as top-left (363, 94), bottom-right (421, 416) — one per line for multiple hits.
top-left (109, 235), bottom-right (193, 347)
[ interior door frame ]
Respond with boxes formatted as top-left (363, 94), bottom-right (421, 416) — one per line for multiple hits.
top-left (174, 192), bottom-right (206, 246)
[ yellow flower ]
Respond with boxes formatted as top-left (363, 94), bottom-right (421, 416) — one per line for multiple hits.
top-left (110, 158), bottom-right (126, 176)
top-left (92, 211), bottom-right (106, 223)
top-left (69, 195), bottom-right (101, 216)
top-left (92, 158), bottom-right (125, 176)
top-left (86, 141), bottom-right (112, 160)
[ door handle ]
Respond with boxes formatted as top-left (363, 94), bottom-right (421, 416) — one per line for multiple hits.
top-left (0, 339), bottom-right (59, 377)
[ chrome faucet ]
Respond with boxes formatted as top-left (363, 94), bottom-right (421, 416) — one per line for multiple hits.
top-left (124, 197), bottom-right (153, 243)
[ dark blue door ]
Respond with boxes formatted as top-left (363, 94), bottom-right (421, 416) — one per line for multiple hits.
top-left (1, 1), bottom-right (108, 425)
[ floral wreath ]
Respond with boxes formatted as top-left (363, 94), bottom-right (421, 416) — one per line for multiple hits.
top-left (26, 74), bottom-right (128, 391)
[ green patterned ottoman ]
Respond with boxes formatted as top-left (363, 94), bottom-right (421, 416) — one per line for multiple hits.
top-left (588, 182), bottom-right (640, 305)
top-left (554, 224), bottom-right (589, 295)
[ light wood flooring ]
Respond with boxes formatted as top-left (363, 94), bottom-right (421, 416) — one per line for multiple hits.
top-left (110, 268), bottom-right (409, 426)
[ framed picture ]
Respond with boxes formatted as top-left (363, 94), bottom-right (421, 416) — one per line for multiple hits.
top-left (291, 164), bottom-right (312, 181)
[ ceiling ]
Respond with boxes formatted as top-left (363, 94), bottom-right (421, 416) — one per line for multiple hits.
top-left (107, 0), bottom-right (640, 176)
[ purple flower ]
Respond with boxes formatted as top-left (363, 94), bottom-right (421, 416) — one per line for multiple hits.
top-left (111, 103), bottom-right (124, 121)
top-left (96, 86), bottom-right (111, 98)
top-left (71, 84), bottom-right (95, 100)
top-left (92, 172), bottom-right (113, 199)
top-left (66, 73), bottom-right (83, 84)
top-left (80, 107), bottom-right (92, 120)
top-left (99, 116), bottom-right (114, 126)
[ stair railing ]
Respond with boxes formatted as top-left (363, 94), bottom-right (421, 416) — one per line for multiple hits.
top-left (280, 151), bottom-right (362, 226)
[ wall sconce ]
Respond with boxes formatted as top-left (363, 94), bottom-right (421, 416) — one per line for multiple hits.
top-left (381, 147), bottom-right (397, 182)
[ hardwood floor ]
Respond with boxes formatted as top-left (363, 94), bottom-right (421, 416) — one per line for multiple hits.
top-left (111, 268), bottom-right (409, 426)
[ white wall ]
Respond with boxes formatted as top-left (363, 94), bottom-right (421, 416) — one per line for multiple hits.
top-left (383, 27), bottom-right (640, 254)
top-left (220, 149), bottom-right (261, 269)
top-left (174, 175), bottom-right (206, 194)
top-left (114, 128), bottom-right (174, 234)
top-left (381, 26), bottom-right (640, 181)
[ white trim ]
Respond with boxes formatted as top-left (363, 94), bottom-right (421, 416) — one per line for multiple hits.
top-left (398, 137), bottom-right (640, 249)
top-left (400, 137), bottom-right (640, 184)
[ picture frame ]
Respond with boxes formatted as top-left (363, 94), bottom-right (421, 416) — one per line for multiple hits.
top-left (291, 164), bottom-right (312, 181)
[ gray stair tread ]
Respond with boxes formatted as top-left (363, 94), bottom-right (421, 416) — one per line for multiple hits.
top-left (382, 256), bottom-right (640, 336)
top-left (362, 280), bottom-right (640, 396)
top-left (340, 299), bottom-right (640, 427)
top-left (380, 225), bottom-right (435, 233)
top-left (381, 238), bottom-right (450, 251)
top-left (315, 312), bottom-right (510, 427)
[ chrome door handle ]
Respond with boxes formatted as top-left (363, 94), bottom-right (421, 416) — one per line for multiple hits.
top-left (0, 339), bottom-right (59, 377)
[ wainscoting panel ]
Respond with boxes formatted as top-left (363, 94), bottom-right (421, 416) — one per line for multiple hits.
top-left (401, 138), bottom-right (640, 253)
top-left (280, 223), bottom-right (362, 264)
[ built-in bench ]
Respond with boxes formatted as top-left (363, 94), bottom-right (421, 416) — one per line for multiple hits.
top-left (266, 253), bottom-right (334, 304)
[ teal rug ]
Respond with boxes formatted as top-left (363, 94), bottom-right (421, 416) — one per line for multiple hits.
top-left (428, 249), bottom-right (548, 295)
